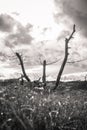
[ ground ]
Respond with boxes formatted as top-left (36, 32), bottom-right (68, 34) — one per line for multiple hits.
top-left (0, 80), bottom-right (87, 130)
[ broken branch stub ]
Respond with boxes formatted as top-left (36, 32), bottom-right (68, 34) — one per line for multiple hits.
top-left (42, 60), bottom-right (46, 86)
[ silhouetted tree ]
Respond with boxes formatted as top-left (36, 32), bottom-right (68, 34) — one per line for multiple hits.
top-left (15, 52), bottom-right (31, 83)
top-left (53, 24), bottom-right (76, 90)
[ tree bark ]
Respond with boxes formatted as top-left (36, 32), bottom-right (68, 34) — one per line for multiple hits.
top-left (54, 41), bottom-right (68, 89)
top-left (42, 60), bottom-right (46, 86)
top-left (53, 25), bottom-right (76, 90)
top-left (15, 52), bottom-right (31, 83)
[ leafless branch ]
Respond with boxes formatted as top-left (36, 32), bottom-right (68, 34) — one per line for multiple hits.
top-left (15, 52), bottom-right (31, 83)
top-left (53, 24), bottom-right (76, 90)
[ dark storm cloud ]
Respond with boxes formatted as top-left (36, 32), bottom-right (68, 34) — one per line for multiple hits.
top-left (0, 13), bottom-right (33, 69)
top-left (54, 0), bottom-right (87, 36)
top-left (0, 13), bottom-right (33, 47)
top-left (0, 14), bottom-right (15, 32)
top-left (5, 23), bottom-right (33, 47)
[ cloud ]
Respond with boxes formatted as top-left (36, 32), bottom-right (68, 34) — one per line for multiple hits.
top-left (0, 14), bottom-right (33, 47)
top-left (5, 23), bottom-right (33, 47)
top-left (12, 12), bottom-right (20, 16)
top-left (0, 13), bottom-right (33, 48)
top-left (53, 0), bottom-right (87, 70)
top-left (0, 13), bottom-right (33, 69)
top-left (54, 0), bottom-right (87, 37)
top-left (0, 14), bottom-right (15, 32)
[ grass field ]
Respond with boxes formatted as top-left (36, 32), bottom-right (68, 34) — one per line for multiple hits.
top-left (0, 80), bottom-right (87, 130)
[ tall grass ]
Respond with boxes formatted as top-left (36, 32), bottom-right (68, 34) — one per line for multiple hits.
top-left (0, 81), bottom-right (87, 130)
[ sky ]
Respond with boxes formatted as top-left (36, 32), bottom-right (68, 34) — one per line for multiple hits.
top-left (0, 0), bottom-right (87, 79)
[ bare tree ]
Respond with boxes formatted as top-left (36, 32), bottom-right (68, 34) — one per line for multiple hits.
top-left (15, 52), bottom-right (31, 83)
top-left (40, 58), bottom-right (61, 87)
top-left (53, 25), bottom-right (76, 90)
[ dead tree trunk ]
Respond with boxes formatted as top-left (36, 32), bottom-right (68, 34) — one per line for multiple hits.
top-left (42, 60), bottom-right (46, 86)
top-left (53, 25), bottom-right (76, 90)
top-left (15, 52), bottom-right (31, 83)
